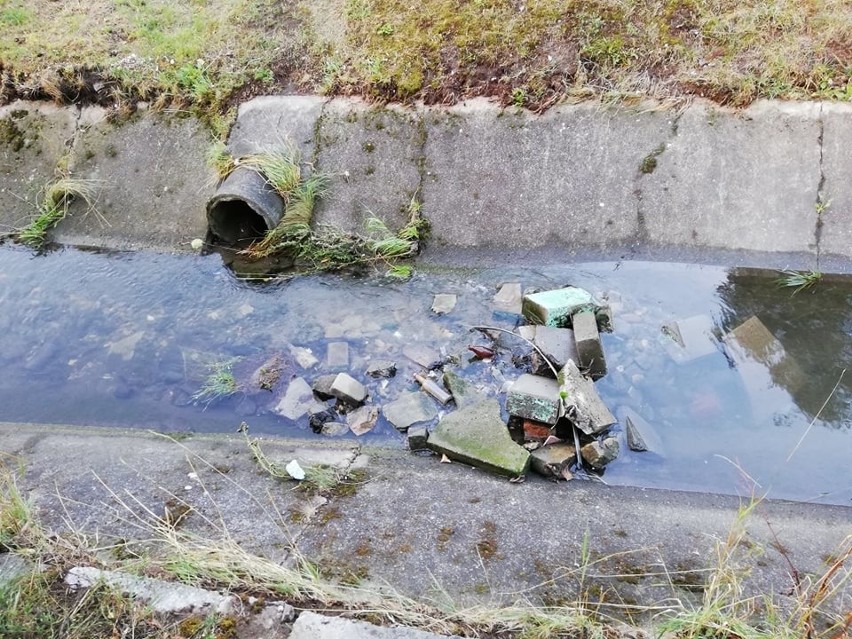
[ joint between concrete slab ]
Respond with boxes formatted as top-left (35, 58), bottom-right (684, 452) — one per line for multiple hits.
top-left (815, 102), bottom-right (826, 267)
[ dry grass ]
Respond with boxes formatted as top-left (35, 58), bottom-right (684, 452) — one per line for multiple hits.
top-left (2, 0), bottom-right (852, 125)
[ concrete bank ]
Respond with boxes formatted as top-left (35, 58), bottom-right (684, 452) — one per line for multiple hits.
top-left (2, 97), bottom-right (852, 265)
top-left (1, 422), bottom-right (849, 629)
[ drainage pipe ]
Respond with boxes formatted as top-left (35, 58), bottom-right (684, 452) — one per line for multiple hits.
top-left (206, 166), bottom-right (284, 245)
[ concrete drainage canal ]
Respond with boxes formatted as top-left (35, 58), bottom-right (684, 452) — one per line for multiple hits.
top-left (0, 242), bottom-right (850, 506)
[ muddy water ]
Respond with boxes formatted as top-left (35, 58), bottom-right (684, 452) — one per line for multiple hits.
top-left (0, 245), bottom-right (850, 505)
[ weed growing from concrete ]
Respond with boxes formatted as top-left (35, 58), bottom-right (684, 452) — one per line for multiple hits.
top-left (18, 178), bottom-right (98, 248)
top-left (205, 140), bottom-right (236, 179)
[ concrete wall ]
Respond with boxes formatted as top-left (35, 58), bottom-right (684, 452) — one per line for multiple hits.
top-left (2, 96), bottom-right (851, 265)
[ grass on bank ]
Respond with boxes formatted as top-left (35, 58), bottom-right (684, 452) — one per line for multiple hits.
top-left (2, 450), bottom-right (851, 639)
top-left (3, 0), bottom-right (852, 134)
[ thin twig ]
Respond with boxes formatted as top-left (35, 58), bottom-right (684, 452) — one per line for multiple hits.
top-left (786, 368), bottom-right (846, 462)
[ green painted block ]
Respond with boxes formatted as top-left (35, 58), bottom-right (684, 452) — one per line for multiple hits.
top-left (427, 399), bottom-right (530, 477)
top-left (505, 374), bottom-right (561, 424)
top-left (522, 287), bottom-right (595, 327)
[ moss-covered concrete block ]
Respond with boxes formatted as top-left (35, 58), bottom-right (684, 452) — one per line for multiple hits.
top-left (522, 287), bottom-right (595, 327)
top-left (427, 399), bottom-right (529, 477)
top-left (505, 374), bottom-right (561, 424)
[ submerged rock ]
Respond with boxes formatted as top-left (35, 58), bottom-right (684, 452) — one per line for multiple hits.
top-left (320, 421), bottom-right (349, 437)
top-left (427, 399), bottom-right (530, 477)
top-left (250, 354), bottom-right (284, 391)
top-left (326, 342), bottom-right (350, 370)
top-left (662, 315), bottom-right (718, 363)
top-left (365, 359), bottom-right (397, 378)
top-left (431, 293), bottom-right (457, 314)
top-left (347, 405), bottom-right (379, 436)
top-left (290, 346), bottom-right (319, 370)
top-left (384, 391), bottom-right (439, 431)
top-left (493, 282), bottom-right (523, 315)
top-left (273, 377), bottom-right (326, 421)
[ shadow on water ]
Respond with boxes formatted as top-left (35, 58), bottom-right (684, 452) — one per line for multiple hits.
top-left (0, 245), bottom-right (849, 505)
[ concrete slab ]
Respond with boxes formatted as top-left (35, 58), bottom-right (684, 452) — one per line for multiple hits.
top-left (0, 101), bottom-right (78, 235)
top-left (313, 99), bottom-right (422, 234)
top-left (55, 107), bottom-right (213, 251)
top-left (426, 399), bottom-right (530, 477)
top-left (642, 101), bottom-right (821, 254)
top-left (817, 102), bottom-right (852, 258)
top-left (2, 422), bottom-right (850, 624)
top-left (290, 611), bottom-right (459, 639)
top-left (422, 99), bottom-right (667, 248)
top-left (227, 95), bottom-right (326, 159)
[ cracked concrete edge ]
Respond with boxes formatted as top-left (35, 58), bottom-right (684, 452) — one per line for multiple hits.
top-left (4, 97), bottom-right (852, 266)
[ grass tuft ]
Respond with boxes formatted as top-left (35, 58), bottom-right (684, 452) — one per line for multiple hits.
top-left (18, 178), bottom-right (98, 249)
top-left (192, 359), bottom-right (239, 406)
top-left (776, 269), bottom-right (823, 295)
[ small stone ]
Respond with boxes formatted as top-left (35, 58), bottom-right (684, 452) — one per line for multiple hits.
top-left (581, 437), bottom-right (620, 469)
top-left (443, 370), bottom-right (479, 409)
top-left (530, 443), bottom-right (577, 477)
top-left (312, 374), bottom-right (338, 400)
top-left (326, 342), bottom-right (349, 370)
top-left (573, 310), bottom-right (607, 380)
top-left (558, 360), bottom-right (616, 435)
top-left (366, 359), bottom-right (397, 378)
top-left (330, 373), bottom-right (367, 405)
top-left (107, 331), bottom-right (144, 361)
top-left (190, 238), bottom-right (204, 250)
top-left (309, 410), bottom-right (337, 433)
top-left (384, 391), bottom-right (439, 431)
top-left (522, 287), bottom-right (596, 327)
top-left (347, 405), bottom-right (379, 436)
top-left (285, 460), bottom-right (305, 480)
top-left (290, 346), bottom-right (319, 369)
top-left (493, 282), bottom-right (523, 314)
top-left (431, 294), bottom-right (457, 314)
top-left (407, 425), bottom-right (429, 451)
top-left (624, 414), bottom-right (648, 452)
top-left (427, 399), bottom-right (530, 477)
top-left (506, 374), bottom-right (562, 425)
top-left (320, 421), bottom-right (349, 437)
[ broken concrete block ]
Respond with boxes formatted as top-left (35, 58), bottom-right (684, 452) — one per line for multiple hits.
top-left (522, 286), bottom-right (595, 327)
top-left (326, 342), bottom-right (349, 370)
top-left (493, 282), bottom-right (523, 314)
top-left (517, 324), bottom-right (537, 341)
top-left (581, 437), bottom-right (620, 469)
top-left (523, 419), bottom-right (552, 441)
top-left (530, 443), bottom-right (577, 477)
top-left (273, 377), bottom-right (327, 421)
top-left (366, 359), bottom-right (397, 378)
top-left (311, 374), bottom-right (338, 400)
top-left (427, 399), bottom-right (530, 477)
top-left (723, 315), bottom-right (805, 392)
top-left (330, 373), bottom-right (367, 405)
top-left (624, 414), bottom-right (648, 452)
top-left (443, 370), bottom-right (479, 409)
top-left (407, 425), bottom-right (429, 451)
top-left (534, 326), bottom-right (579, 372)
top-left (506, 374), bottom-right (562, 425)
top-left (403, 344), bottom-right (442, 369)
top-left (347, 405), bottom-right (379, 436)
top-left (662, 315), bottom-right (718, 363)
top-left (558, 361), bottom-right (616, 435)
top-left (384, 391), bottom-right (439, 431)
top-left (290, 346), bottom-right (318, 369)
top-left (616, 406), bottom-right (665, 457)
top-left (431, 293), bottom-right (457, 314)
top-left (573, 310), bottom-right (607, 380)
